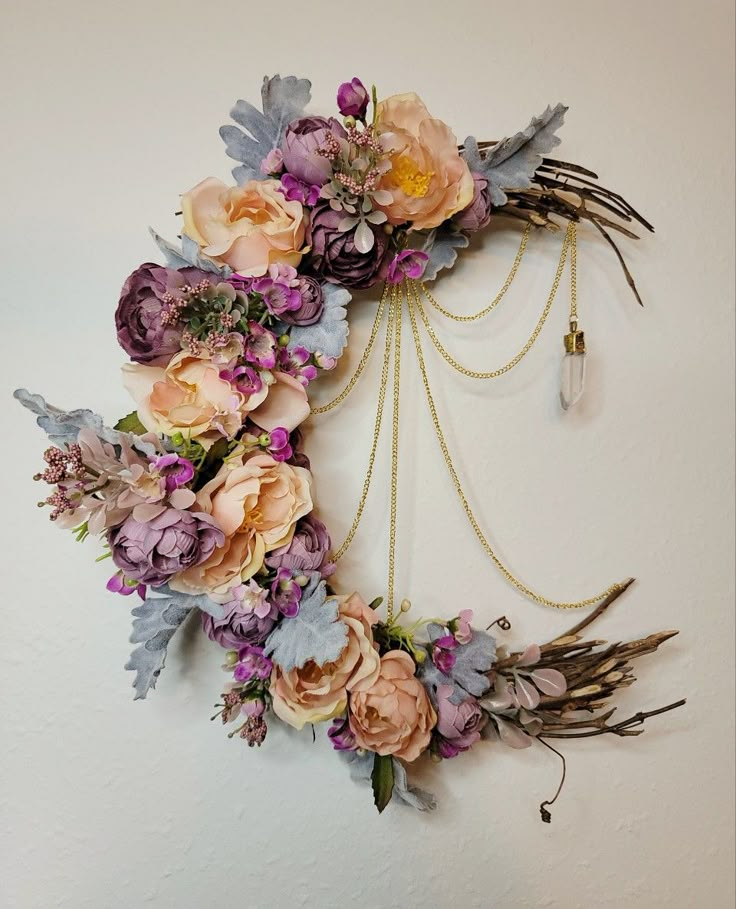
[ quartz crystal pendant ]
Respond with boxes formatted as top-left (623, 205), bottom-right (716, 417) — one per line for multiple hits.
top-left (559, 323), bottom-right (586, 411)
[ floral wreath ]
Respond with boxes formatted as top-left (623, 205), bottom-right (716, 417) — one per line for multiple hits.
top-left (15, 75), bottom-right (684, 816)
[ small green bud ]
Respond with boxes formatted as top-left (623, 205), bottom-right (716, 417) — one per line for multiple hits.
top-left (294, 574), bottom-right (309, 587)
top-left (414, 649), bottom-right (427, 665)
top-left (400, 598), bottom-right (412, 613)
top-left (224, 650), bottom-right (238, 668)
top-left (343, 115), bottom-right (356, 129)
top-left (257, 433), bottom-right (271, 448)
top-left (171, 432), bottom-right (185, 447)
top-left (383, 223), bottom-right (394, 235)
top-left (278, 334), bottom-right (290, 347)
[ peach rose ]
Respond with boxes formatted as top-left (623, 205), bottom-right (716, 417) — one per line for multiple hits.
top-left (122, 352), bottom-right (309, 449)
top-left (376, 93), bottom-right (474, 231)
top-left (169, 452), bottom-right (312, 596)
top-left (349, 650), bottom-right (437, 762)
top-left (271, 593), bottom-right (381, 730)
top-left (181, 177), bottom-right (306, 276)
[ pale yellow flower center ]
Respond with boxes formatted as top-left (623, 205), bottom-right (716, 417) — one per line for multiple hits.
top-left (391, 155), bottom-right (434, 198)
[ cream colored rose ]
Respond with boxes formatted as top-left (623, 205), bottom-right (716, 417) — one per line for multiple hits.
top-left (169, 452), bottom-right (312, 596)
top-left (122, 352), bottom-right (309, 449)
top-left (181, 177), bottom-right (306, 276)
top-left (349, 650), bottom-right (437, 762)
top-left (270, 593), bottom-right (381, 729)
top-left (376, 93), bottom-right (474, 231)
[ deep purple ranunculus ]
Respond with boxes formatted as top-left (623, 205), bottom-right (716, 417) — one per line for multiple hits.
top-left (278, 276), bottom-right (324, 327)
top-left (265, 515), bottom-right (335, 578)
top-left (336, 78), bottom-right (369, 120)
top-left (115, 263), bottom-right (209, 364)
top-left (453, 172), bottom-right (492, 232)
top-left (434, 685), bottom-right (487, 758)
top-left (108, 507), bottom-right (224, 586)
top-left (281, 116), bottom-right (346, 187)
top-left (202, 579), bottom-right (277, 648)
top-left (307, 202), bottom-right (390, 290)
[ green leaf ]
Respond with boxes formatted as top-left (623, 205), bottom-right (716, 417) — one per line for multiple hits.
top-left (114, 411), bottom-right (147, 435)
top-left (371, 753), bottom-right (395, 814)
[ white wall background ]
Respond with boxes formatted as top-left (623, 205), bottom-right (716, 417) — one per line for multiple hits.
top-left (1, 1), bottom-right (734, 907)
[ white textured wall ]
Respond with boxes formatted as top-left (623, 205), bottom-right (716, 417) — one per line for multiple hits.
top-left (1, 1), bottom-right (734, 907)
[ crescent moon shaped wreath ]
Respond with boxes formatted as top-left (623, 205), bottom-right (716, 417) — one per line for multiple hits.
top-left (16, 75), bottom-right (685, 816)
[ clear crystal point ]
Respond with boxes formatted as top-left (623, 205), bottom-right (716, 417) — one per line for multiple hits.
top-left (560, 352), bottom-right (586, 410)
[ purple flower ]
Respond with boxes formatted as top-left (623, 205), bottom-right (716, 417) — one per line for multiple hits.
top-left (277, 276), bottom-right (324, 327)
top-left (152, 454), bottom-right (195, 493)
top-left (386, 249), bottom-right (430, 285)
top-left (281, 116), bottom-right (346, 187)
top-left (243, 321), bottom-right (278, 369)
top-left (336, 78), bottom-right (369, 120)
top-left (452, 609), bottom-right (474, 645)
top-left (328, 715), bottom-right (357, 751)
top-left (270, 568), bottom-right (302, 617)
top-left (202, 579), bottom-right (277, 649)
top-left (432, 634), bottom-right (458, 674)
top-left (307, 202), bottom-right (390, 289)
top-left (220, 364), bottom-right (263, 396)
top-left (106, 571), bottom-right (146, 599)
top-left (260, 148), bottom-right (284, 176)
top-left (115, 263), bottom-right (209, 364)
top-left (279, 173), bottom-right (321, 207)
top-left (266, 514), bottom-right (335, 578)
top-left (453, 172), bottom-right (492, 232)
top-left (260, 427), bottom-right (293, 462)
top-left (108, 507), bottom-right (224, 587)
top-left (278, 345), bottom-right (318, 386)
top-left (233, 644), bottom-right (273, 682)
top-left (252, 275), bottom-right (302, 317)
top-left (434, 685), bottom-right (487, 758)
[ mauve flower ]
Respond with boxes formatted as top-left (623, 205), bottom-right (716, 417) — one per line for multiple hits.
top-left (328, 715), bottom-right (357, 751)
top-left (281, 116), bottom-right (346, 187)
top-left (453, 609), bottom-right (474, 645)
top-left (279, 173), bottom-right (321, 207)
top-left (202, 579), bottom-right (277, 648)
top-left (266, 514), bottom-right (334, 578)
top-left (109, 507), bottom-right (225, 587)
top-left (453, 172), bottom-right (492, 232)
top-left (278, 276), bottom-right (324, 327)
top-left (153, 454), bottom-right (195, 493)
top-left (261, 427), bottom-right (293, 462)
top-left (115, 263), bottom-right (209, 364)
top-left (337, 78), bottom-right (369, 120)
top-left (233, 644), bottom-right (273, 682)
top-left (260, 148), bottom-right (284, 176)
top-left (434, 685), bottom-right (487, 757)
top-left (270, 568), bottom-right (302, 617)
top-left (432, 634), bottom-right (458, 673)
top-left (307, 202), bottom-right (390, 289)
top-left (252, 275), bottom-right (302, 317)
top-left (386, 249), bottom-right (429, 284)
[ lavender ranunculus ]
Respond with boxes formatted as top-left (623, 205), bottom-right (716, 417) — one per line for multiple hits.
top-left (281, 116), bottom-right (346, 187)
top-left (307, 202), bottom-right (390, 290)
top-left (109, 507), bottom-right (224, 586)
top-left (453, 172), bottom-right (492, 232)
top-left (115, 263), bottom-right (209, 364)
top-left (202, 580), bottom-right (277, 648)
top-left (434, 684), bottom-right (487, 758)
top-left (265, 514), bottom-right (335, 578)
top-left (278, 276), bottom-right (324, 327)
top-left (336, 78), bottom-right (369, 120)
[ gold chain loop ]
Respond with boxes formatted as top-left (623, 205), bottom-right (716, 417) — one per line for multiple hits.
top-left (386, 284), bottom-right (402, 623)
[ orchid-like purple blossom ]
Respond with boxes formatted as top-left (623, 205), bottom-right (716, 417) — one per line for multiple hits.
top-left (233, 644), bottom-right (273, 683)
top-left (386, 249), bottom-right (430, 285)
top-left (152, 453), bottom-right (195, 493)
top-left (432, 634), bottom-right (458, 674)
top-left (270, 568), bottom-right (302, 617)
top-left (243, 321), bottom-right (278, 370)
top-left (279, 173), bottom-right (321, 206)
top-left (278, 345), bottom-right (318, 386)
top-left (260, 427), bottom-right (293, 462)
top-left (252, 275), bottom-right (302, 317)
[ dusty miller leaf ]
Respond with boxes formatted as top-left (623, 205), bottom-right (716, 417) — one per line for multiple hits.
top-left (125, 585), bottom-right (224, 700)
top-left (220, 75), bottom-right (312, 183)
top-left (419, 624), bottom-right (497, 704)
top-left (15, 388), bottom-right (120, 447)
top-left (420, 228), bottom-right (471, 281)
top-left (149, 228), bottom-right (232, 277)
top-left (463, 103), bottom-right (567, 206)
top-left (282, 283), bottom-right (351, 360)
top-left (263, 575), bottom-right (348, 671)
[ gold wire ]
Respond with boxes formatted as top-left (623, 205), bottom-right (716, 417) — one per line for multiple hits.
top-left (406, 278), bottom-right (626, 609)
top-left (415, 223), bottom-right (572, 379)
top-left (386, 283), bottom-right (402, 623)
top-left (569, 221), bottom-right (578, 322)
top-left (421, 223), bottom-right (531, 322)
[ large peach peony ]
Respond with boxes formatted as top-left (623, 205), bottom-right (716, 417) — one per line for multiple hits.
top-left (122, 352), bottom-right (309, 449)
top-left (349, 650), bottom-right (437, 762)
top-left (376, 93), bottom-right (474, 231)
top-left (181, 177), bottom-right (306, 276)
top-left (271, 593), bottom-right (381, 730)
top-left (169, 452), bottom-right (312, 596)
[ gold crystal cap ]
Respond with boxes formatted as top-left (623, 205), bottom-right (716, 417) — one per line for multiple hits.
top-left (564, 320), bottom-right (586, 354)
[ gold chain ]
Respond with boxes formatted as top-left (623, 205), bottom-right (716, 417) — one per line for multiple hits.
top-left (386, 284), bottom-right (402, 623)
top-left (406, 279), bottom-right (626, 609)
top-left (421, 223), bottom-right (531, 322)
top-left (569, 221), bottom-right (578, 322)
top-left (415, 223), bottom-right (572, 379)
top-left (310, 283), bottom-right (389, 415)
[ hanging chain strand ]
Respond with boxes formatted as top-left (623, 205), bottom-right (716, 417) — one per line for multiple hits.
top-left (407, 278), bottom-right (626, 609)
top-left (422, 223), bottom-right (531, 322)
top-left (415, 223), bottom-right (572, 380)
top-left (332, 297), bottom-right (394, 561)
top-left (569, 221), bottom-right (578, 322)
top-left (310, 283), bottom-right (390, 415)
top-left (386, 283), bottom-right (403, 623)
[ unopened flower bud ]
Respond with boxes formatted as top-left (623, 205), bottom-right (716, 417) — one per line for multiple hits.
top-left (258, 433), bottom-right (271, 448)
top-left (400, 598), bottom-right (412, 613)
top-left (414, 649), bottom-right (427, 665)
top-left (278, 334), bottom-right (290, 347)
top-left (343, 115), bottom-right (356, 129)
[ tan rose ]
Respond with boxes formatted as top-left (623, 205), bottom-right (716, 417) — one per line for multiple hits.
top-left (181, 177), bottom-right (306, 276)
top-left (376, 92), bottom-right (474, 231)
top-left (349, 650), bottom-right (437, 762)
top-left (169, 452), bottom-right (312, 596)
top-left (271, 593), bottom-right (381, 730)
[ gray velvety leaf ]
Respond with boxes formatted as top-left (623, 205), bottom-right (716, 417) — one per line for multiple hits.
top-left (15, 388), bottom-right (119, 448)
top-left (419, 624), bottom-right (497, 704)
top-left (220, 74), bottom-right (312, 184)
top-left (125, 585), bottom-right (223, 700)
top-left (283, 283), bottom-right (351, 359)
top-left (149, 228), bottom-right (232, 277)
top-left (463, 103), bottom-right (567, 206)
top-left (341, 751), bottom-right (437, 812)
top-left (420, 228), bottom-right (470, 282)
top-left (263, 575), bottom-right (348, 671)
